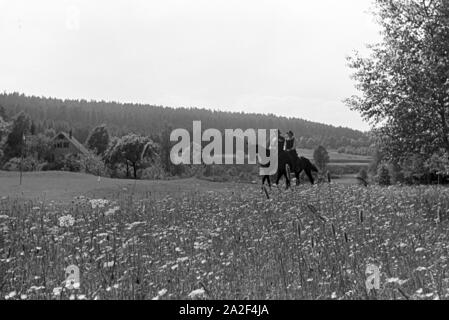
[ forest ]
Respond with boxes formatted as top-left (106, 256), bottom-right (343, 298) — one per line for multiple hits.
top-left (0, 93), bottom-right (371, 152)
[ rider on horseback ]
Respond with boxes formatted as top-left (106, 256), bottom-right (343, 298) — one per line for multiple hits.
top-left (286, 130), bottom-right (299, 157)
top-left (278, 130), bottom-right (286, 152)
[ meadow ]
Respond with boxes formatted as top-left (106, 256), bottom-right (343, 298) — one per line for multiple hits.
top-left (1, 173), bottom-right (448, 300)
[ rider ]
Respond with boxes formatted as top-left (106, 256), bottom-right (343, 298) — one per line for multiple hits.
top-left (285, 131), bottom-right (297, 156)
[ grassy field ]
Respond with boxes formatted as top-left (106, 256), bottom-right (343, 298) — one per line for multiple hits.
top-left (297, 149), bottom-right (372, 164)
top-left (298, 149), bottom-right (371, 175)
top-left (1, 171), bottom-right (449, 300)
top-left (0, 171), bottom-right (239, 202)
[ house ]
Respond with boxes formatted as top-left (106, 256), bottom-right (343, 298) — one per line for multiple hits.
top-left (51, 131), bottom-right (90, 161)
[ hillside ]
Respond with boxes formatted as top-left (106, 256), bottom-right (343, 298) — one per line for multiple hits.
top-left (0, 93), bottom-right (369, 150)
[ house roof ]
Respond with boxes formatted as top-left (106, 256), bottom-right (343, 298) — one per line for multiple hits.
top-left (53, 131), bottom-right (91, 156)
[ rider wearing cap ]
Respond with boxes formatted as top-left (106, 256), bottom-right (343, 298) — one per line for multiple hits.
top-left (285, 131), bottom-right (297, 154)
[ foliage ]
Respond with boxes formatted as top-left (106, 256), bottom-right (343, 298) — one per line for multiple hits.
top-left (2, 156), bottom-right (40, 172)
top-left (400, 153), bottom-right (427, 183)
top-left (60, 154), bottom-right (82, 172)
top-left (425, 150), bottom-right (449, 175)
top-left (0, 104), bottom-right (6, 120)
top-left (86, 124), bottom-right (110, 155)
top-left (357, 168), bottom-right (368, 181)
top-left (0, 93), bottom-right (370, 151)
top-left (377, 163), bottom-right (391, 186)
top-left (26, 134), bottom-right (53, 162)
top-left (0, 115), bottom-right (10, 161)
top-left (0, 113), bottom-right (10, 141)
top-left (104, 134), bottom-right (159, 179)
top-left (3, 111), bottom-right (31, 159)
top-left (347, 0), bottom-right (449, 162)
top-left (80, 153), bottom-right (107, 176)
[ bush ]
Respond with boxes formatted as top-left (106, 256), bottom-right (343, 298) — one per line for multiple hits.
top-left (141, 164), bottom-right (167, 180)
top-left (80, 153), bottom-right (107, 176)
top-left (2, 157), bottom-right (39, 172)
top-left (377, 164), bottom-right (391, 186)
top-left (57, 154), bottom-right (82, 172)
top-left (357, 168), bottom-right (368, 181)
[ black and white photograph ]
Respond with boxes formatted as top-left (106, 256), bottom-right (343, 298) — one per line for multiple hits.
top-left (1, 0), bottom-right (449, 306)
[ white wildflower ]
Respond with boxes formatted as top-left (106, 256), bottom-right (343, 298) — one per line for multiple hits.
top-left (188, 288), bottom-right (206, 299)
top-left (59, 214), bottom-right (75, 227)
top-left (53, 287), bottom-right (63, 296)
top-left (90, 199), bottom-right (109, 209)
top-left (158, 289), bottom-right (167, 297)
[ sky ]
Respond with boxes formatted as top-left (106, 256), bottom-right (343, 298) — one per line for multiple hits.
top-left (0, 0), bottom-right (382, 131)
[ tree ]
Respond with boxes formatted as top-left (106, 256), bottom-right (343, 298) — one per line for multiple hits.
top-left (26, 134), bottom-right (53, 162)
top-left (103, 137), bottom-right (123, 177)
top-left (377, 164), bottom-right (391, 186)
top-left (0, 114), bottom-right (9, 141)
top-left (425, 150), bottom-right (449, 176)
top-left (346, 0), bottom-right (449, 162)
top-left (4, 111), bottom-right (31, 159)
top-left (313, 145), bottom-right (330, 171)
top-left (358, 168), bottom-right (368, 181)
top-left (160, 124), bottom-right (173, 173)
top-left (106, 134), bottom-right (159, 179)
top-left (0, 93), bottom-right (372, 154)
top-left (86, 124), bottom-right (110, 155)
top-left (44, 128), bottom-right (56, 138)
top-left (30, 121), bottom-right (36, 135)
top-left (0, 104), bottom-right (6, 120)
top-left (401, 153), bottom-right (427, 183)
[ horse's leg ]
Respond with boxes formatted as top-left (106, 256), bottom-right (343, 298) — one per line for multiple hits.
top-left (284, 171), bottom-right (290, 190)
top-left (305, 169), bottom-right (314, 185)
top-left (276, 171), bottom-right (282, 186)
top-left (262, 175), bottom-right (271, 189)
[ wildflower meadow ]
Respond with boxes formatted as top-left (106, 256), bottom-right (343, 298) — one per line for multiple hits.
top-left (1, 183), bottom-right (449, 300)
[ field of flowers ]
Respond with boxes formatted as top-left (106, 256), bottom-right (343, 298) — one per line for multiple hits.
top-left (1, 182), bottom-right (449, 300)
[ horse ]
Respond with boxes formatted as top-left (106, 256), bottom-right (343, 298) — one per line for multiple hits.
top-left (260, 151), bottom-right (318, 189)
top-left (292, 156), bottom-right (319, 185)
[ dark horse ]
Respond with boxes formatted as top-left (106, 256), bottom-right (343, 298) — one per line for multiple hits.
top-left (260, 151), bottom-right (318, 189)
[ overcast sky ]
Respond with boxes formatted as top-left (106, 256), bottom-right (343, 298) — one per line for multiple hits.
top-left (0, 0), bottom-right (381, 131)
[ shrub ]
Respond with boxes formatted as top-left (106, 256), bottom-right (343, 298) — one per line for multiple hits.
top-left (60, 154), bottom-right (82, 172)
top-left (2, 156), bottom-right (39, 172)
top-left (80, 153), bottom-right (107, 176)
top-left (377, 164), bottom-right (391, 186)
top-left (141, 164), bottom-right (167, 180)
top-left (357, 168), bottom-right (368, 181)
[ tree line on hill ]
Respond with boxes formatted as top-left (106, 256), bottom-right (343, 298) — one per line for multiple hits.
top-left (0, 93), bottom-right (371, 154)
top-left (0, 104), bottom-right (337, 182)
